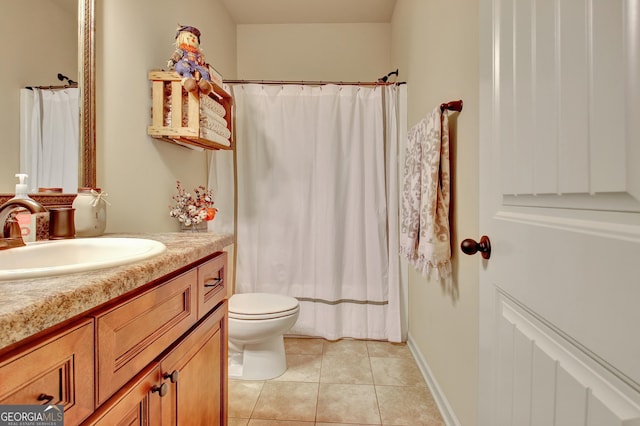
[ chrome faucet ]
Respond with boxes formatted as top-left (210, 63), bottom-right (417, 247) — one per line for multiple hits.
top-left (0, 198), bottom-right (47, 250)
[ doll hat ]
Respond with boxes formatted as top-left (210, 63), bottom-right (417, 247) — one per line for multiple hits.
top-left (175, 25), bottom-right (201, 42)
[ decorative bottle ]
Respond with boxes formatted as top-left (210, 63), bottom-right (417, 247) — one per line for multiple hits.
top-left (72, 187), bottom-right (108, 237)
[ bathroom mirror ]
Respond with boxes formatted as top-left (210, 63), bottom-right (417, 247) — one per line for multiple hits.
top-left (0, 0), bottom-right (95, 199)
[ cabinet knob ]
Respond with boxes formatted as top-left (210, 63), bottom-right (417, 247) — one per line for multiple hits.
top-left (151, 382), bottom-right (168, 397)
top-left (164, 370), bottom-right (179, 383)
top-left (37, 393), bottom-right (54, 404)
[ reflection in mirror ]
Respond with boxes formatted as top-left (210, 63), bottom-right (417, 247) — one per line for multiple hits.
top-left (20, 79), bottom-right (79, 192)
top-left (0, 0), bottom-right (95, 195)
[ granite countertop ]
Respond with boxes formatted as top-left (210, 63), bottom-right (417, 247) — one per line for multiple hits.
top-left (0, 232), bottom-right (234, 350)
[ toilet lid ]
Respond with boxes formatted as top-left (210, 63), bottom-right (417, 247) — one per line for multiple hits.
top-left (229, 293), bottom-right (299, 318)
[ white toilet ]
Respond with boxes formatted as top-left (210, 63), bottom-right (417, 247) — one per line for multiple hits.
top-left (227, 292), bottom-right (300, 380)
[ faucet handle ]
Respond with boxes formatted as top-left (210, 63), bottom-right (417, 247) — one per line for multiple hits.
top-left (1, 215), bottom-right (26, 249)
top-left (3, 215), bottom-right (23, 239)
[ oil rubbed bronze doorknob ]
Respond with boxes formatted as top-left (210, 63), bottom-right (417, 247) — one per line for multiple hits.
top-left (460, 236), bottom-right (491, 259)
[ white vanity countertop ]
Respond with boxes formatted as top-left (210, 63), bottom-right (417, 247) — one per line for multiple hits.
top-left (0, 232), bottom-right (234, 350)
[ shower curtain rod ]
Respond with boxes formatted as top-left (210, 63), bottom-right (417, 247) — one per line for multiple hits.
top-left (25, 84), bottom-right (78, 91)
top-left (26, 72), bottom-right (78, 90)
top-left (225, 79), bottom-right (406, 87)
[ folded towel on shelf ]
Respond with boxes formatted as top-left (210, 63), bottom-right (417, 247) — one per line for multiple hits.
top-left (200, 111), bottom-right (231, 139)
top-left (206, 108), bottom-right (228, 128)
top-left (200, 127), bottom-right (231, 147)
top-left (399, 107), bottom-right (451, 280)
top-left (200, 94), bottom-right (226, 118)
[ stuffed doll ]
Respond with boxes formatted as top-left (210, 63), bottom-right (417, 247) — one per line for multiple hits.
top-left (168, 25), bottom-right (213, 95)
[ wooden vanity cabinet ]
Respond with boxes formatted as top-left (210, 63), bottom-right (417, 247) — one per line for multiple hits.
top-left (0, 250), bottom-right (228, 426)
top-left (84, 303), bottom-right (227, 426)
top-left (83, 252), bottom-right (228, 425)
top-left (0, 319), bottom-right (95, 425)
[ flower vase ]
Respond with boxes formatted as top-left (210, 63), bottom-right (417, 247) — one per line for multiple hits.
top-left (180, 221), bottom-right (208, 233)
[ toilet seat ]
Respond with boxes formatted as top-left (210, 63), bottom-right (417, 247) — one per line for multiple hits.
top-left (229, 293), bottom-right (300, 320)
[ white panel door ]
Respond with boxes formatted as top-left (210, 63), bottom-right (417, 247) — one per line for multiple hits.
top-left (479, 0), bottom-right (640, 424)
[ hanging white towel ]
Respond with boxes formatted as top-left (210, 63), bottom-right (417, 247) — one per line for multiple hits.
top-left (399, 107), bottom-right (451, 279)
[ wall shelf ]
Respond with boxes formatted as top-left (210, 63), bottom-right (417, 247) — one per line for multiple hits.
top-left (147, 70), bottom-right (233, 151)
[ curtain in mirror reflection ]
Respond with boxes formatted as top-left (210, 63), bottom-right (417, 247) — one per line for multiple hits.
top-left (20, 88), bottom-right (79, 193)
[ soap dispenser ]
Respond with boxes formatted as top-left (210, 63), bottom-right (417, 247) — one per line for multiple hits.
top-left (12, 174), bottom-right (37, 242)
top-left (13, 173), bottom-right (31, 200)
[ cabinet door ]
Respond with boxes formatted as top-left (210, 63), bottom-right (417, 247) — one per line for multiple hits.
top-left (197, 253), bottom-right (227, 320)
top-left (160, 300), bottom-right (228, 426)
top-left (0, 319), bottom-right (94, 426)
top-left (82, 364), bottom-right (163, 426)
top-left (94, 270), bottom-right (198, 405)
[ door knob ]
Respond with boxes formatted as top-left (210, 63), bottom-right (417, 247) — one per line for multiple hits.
top-left (460, 236), bottom-right (491, 259)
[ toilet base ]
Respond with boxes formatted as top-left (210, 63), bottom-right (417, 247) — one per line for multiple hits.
top-left (228, 335), bottom-right (287, 380)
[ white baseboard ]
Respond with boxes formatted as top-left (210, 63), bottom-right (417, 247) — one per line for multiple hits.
top-left (407, 333), bottom-right (461, 426)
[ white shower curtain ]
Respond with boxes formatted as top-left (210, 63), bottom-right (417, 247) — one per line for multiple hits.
top-left (20, 88), bottom-right (79, 192)
top-left (209, 83), bottom-right (407, 342)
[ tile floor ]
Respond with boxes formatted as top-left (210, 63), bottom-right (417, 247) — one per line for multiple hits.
top-left (228, 337), bottom-right (445, 425)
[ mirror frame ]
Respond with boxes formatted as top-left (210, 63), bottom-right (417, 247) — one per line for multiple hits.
top-left (0, 0), bottom-right (95, 207)
top-left (79, 0), bottom-right (96, 188)
top-left (0, 0), bottom-right (96, 207)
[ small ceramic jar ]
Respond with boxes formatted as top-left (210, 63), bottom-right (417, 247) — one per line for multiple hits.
top-left (73, 187), bottom-right (108, 237)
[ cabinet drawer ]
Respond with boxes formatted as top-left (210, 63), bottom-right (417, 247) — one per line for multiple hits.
top-left (197, 252), bottom-right (227, 319)
top-left (0, 319), bottom-right (94, 426)
top-left (94, 269), bottom-right (198, 405)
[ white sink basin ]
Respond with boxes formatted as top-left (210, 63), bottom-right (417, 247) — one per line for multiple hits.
top-left (0, 237), bottom-right (167, 281)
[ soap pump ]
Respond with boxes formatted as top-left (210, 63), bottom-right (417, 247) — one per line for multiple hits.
top-left (7, 174), bottom-right (37, 242)
top-left (13, 173), bottom-right (32, 200)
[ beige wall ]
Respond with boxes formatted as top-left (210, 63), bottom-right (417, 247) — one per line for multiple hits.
top-left (237, 23), bottom-right (391, 81)
top-left (8, 2), bottom-right (480, 422)
top-left (0, 0), bottom-right (77, 192)
top-left (391, 1), bottom-right (480, 425)
top-left (98, 0), bottom-right (236, 232)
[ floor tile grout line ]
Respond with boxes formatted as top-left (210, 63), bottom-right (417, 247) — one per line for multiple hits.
top-left (249, 380), bottom-right (264, 420)
top-left (369, 348), bottom-right (385, 425)
top-left (313, 350), bottom-right (326, 423)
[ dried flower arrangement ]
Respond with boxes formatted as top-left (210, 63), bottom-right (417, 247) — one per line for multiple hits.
top-left (169, 181), bottom-right (217, 227)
